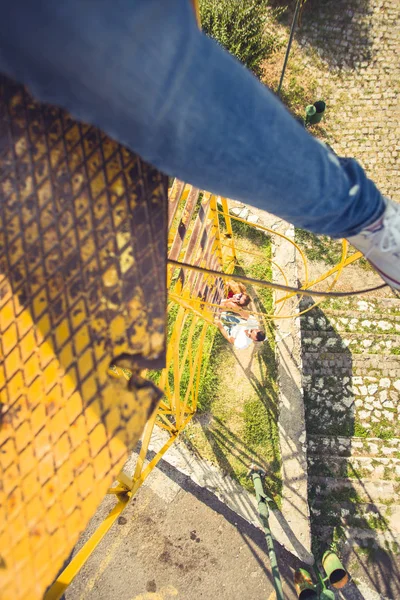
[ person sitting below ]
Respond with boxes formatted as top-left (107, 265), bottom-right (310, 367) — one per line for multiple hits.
top-left (215, 311), bottom-right (266, 350)
top-left (220, 280), bottom-right (251, 315)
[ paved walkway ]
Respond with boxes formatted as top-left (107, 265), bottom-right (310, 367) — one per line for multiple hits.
top-left (298, 0), bottom-right (399, 201)
top-left (65, 453), bottom-right (302, 600)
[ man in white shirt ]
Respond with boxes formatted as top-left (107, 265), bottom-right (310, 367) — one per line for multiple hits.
top-left (216, 312), bottom-right (266, 350)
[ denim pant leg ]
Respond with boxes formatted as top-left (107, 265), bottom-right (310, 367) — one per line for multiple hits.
top-left (220, 312), bottom-right (241, 326)
top-left (0, 0), bottom-right (385, 237)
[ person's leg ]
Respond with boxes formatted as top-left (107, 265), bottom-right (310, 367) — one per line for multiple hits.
top-left (220, 312), bottom-right (241, 325)
top-left (216, 319), bottom-right (234, 343)
top-left (0, 0), bottom-right (387, 240)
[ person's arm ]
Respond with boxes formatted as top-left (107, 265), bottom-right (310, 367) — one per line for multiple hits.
top-left (220, 299), bottom-right (239, 312)
top-left (216, 320), bottom-right (234, 344)
top-left (237, 308), bottom-right (250, 319)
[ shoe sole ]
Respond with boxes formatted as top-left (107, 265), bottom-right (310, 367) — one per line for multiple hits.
top-left (369, 259), bottom-right (400, 291)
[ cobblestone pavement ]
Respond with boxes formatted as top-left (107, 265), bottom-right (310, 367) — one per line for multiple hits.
top-left (297, 0), bottom-right (399, 202)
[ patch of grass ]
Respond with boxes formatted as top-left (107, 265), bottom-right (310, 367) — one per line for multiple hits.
top-left (157, 199), bottom-right (282, 503)
top-left (364, 514), bottom-right (389, 532)
top-left (379, 497), bottom-right (396, 507)
top-left (200, 0), bottom-right (285, 78)
top-left (329, 525), bottom-right (346, 556)
top-left (390, 541), bottom-right (400, 555)
top-left (326, 487), bottom-right (364, 506)
top-left (319, 297), bottom-right (351, 312)
top-left (262, 45), bottom-right (319, 119)
top-left (230, 217), bottom-right (274, 316)
top-left (371, 425), bottom-right (394, 441)
top-left (295, 228), bottom-right (344, 266)
top-left (196, 329), bottom-right (225, 413)
top-left (148, 303), bottom-right (222, 413)
top-left (354, 423), bottom-right (369, 438)
top-left (353, 418), bottom-right (396, 441)
top-left (356, 544), bottom-right (375, 558)
top-left (244, 396), bottom-right (277, 447)
top-left (182, 218), bottom-right (281, 502)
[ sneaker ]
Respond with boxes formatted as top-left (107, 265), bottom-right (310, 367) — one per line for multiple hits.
top-left (347, 198), bottom-right (400, 290)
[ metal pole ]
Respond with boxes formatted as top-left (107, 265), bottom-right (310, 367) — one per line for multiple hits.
top-left (277, 0), bottom-right (302, 97)
top-left (316, 569), bottom-right (335, 600)
top-left (251, 470), bottom-right (284, 600)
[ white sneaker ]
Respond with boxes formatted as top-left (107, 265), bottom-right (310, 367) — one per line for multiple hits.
top-left (347, 198), bottom-right (400, 291)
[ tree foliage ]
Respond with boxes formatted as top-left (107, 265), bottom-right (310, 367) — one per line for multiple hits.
top-left (199, 0), bottom-right (281, 77)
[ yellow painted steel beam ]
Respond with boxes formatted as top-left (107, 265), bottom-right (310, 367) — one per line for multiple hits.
top-left (178, 316), bottom-right (198, 380)
top-left (183, 321), bottom-right (208, 418)
top-left (44, 496), bottom-right (130, 600)
top-left (131, 406), bottom-right (159, 484)
top-left (130, 413), bottom-right (195, 496)
top-left (216, 209), bottom-right (310, 287)
top-left (220, 197), bottom-right (237, 264)
top-left (107, 485), bottom-right (129, 495)
top-left (169, 294), bottom-right (215, 325)
top-left (191, 0), bottom-right (201, 27)
top-left (209, 195), bottom-right (224, 266)
top-left (275, 250), bottom-right (362, 304)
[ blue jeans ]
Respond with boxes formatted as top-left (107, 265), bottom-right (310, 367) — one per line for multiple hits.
top-left (0, 0), bottom-right (385, 237)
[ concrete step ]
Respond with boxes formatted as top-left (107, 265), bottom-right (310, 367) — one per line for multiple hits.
top-left (303, 373), bottom-right (400, 397)
top-left (308, 476), bottom-right (397, 503)
top-left (310, 500), bottom-right (400, 537)
top-left (308, 455), bottom-right (400, 481)
top-left (303, 374), bottom-right (399, 416)
top-left (301, 331), bottom-right (400, 355)
top-left (302, 353), bottom-right (400, 377)
top-left (307, 296), bottom-right (400, 317)
top-left (351, 356), bottom-right (400, 377)
top-left (312, 524), bottom-right (400, 550)
top-left (304, 397), bottom-right (399, 439)
top-left (307, 435), bottom-right (400, 458)
top-left (301, 311), bottom-right (400, 334)
top-left (303, 370), bottom-right (399, 438)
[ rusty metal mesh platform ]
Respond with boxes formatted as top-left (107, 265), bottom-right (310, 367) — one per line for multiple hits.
top-left (0, 76), bottom-right (167, 599)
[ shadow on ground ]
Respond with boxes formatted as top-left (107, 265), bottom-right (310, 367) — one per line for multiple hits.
top-left (152, 452), bottom-right (305, 590)
top-left (300, 296), bottom-right (400, 599)
top-left (269, 0), bottom-right (375, 71)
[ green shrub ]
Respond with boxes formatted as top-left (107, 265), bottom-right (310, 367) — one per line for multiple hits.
top-left (199, 0), bottom-right (281, 77)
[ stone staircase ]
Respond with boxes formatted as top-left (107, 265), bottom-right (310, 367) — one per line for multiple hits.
top-left (299, 295), bottom-right (400, 595)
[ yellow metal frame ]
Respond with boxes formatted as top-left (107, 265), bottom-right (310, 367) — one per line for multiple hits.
top-left (2, 2), bottom-right (365, 595)
top-left (45, 185), bottom-right (236, 598)
top-left (46, 176), bottom-right (363, 599)
top-left (43, 497), bottom-right (130, 600)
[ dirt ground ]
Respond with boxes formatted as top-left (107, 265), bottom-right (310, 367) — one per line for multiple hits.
top-left (64, 460), bottom-right (303, 600)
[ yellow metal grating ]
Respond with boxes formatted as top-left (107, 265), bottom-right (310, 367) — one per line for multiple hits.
top-left (0, 75), bottom-right (167, 599)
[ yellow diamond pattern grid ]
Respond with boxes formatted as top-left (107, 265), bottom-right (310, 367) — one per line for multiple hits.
top-left (0, 76), bottom-right (166, 599)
